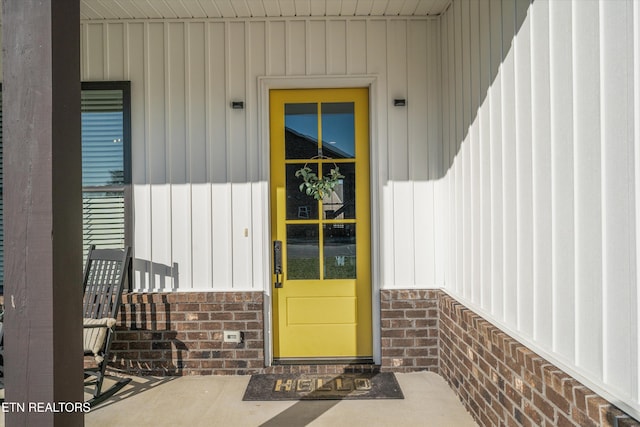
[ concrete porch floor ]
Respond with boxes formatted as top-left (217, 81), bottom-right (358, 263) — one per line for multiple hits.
top-left (0, 371), bottom-right (476, 426)
top-left (81, 371), bottom-right (477, 427)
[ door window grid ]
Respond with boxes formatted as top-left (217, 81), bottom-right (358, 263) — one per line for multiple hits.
top-left (284, 102), bottom-right (357, 281)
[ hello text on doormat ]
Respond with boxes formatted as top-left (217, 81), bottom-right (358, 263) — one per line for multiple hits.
top-left (242, 372), bottom-right (404, 401)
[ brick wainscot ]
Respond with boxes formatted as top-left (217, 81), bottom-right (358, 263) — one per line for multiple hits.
top-left (110, 292), bottom-right (265, 375)
top-left (107, 290), bottom-right (640, 426)
top-left (438, 293), bottom-right (639, 427)
top-left (380, 289), bottom-right (439, 372)
top-left (109, 291), bottom-right (378, 376)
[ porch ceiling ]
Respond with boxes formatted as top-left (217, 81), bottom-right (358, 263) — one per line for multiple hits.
top-left (80, 0), bottom-right (452, 20)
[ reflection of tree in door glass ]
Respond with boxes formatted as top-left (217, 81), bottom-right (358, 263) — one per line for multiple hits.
top-left (286, 164), bottom-right (319, 220)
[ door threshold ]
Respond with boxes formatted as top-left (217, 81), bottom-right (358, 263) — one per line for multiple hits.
top-left (273, 357), bottom-right (375, 366)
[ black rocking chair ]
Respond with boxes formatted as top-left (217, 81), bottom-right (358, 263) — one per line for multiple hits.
top-left (83, 244), bottom-right (132, 407)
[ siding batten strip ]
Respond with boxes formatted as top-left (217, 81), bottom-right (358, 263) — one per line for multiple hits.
top-left (461, 0), bottom-right (470, 300)
top-left (489, 0), bottom-right (504, 321)
top-left (624, 0), bottom-right (639, 404)
top-left (600, 0), bottom-right (633, 391)
top-left (469, 0), bottom-right (480, 304)
top-left (104, 23), bottom-right (110, 77)
top-left (454, 0), bottom-right (462, 296)
top-left (573, 0), bottom-right (602, 377)
top-left (530, 0), bottom-right (552, 349)
top-left (634, 0), bottom-right (640, 405)
top-left (500, 0), bottom-right (517, 327)
top-left (514, 0), bottom-right (533, 337)
top-left (549, 0), bottom-right (575, 362)
top-left (478, 0), bottom-right (491, 311)
top-left (124, 23), bottom-right (131, 80)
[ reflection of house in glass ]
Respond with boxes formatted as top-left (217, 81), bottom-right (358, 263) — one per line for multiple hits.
top-left (284, 127), bottom-right (356, 225)
top-left (284, 127), bottom-right (352, 160)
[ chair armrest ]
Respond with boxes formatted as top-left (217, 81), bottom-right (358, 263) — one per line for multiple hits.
top-left (83, 318), bottom-right (117, 362)
top-left (83, 324), bottom-right (111, 329)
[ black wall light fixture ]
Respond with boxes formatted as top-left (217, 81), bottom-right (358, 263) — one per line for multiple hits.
top-left (231, 101), bottom-right (244, 109)
top-left (394, 99), bottom-right (406, 107)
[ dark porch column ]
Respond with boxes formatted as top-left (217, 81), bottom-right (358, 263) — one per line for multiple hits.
top-left (2, 1), bottom-right (83, 425)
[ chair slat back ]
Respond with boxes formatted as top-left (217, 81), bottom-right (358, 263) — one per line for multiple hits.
top-left (83, 245), bottom-right (131, 319)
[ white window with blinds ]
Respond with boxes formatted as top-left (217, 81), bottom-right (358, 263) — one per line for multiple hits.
top-left (0, 82), bottom-right (131, 289)
top-left (81, 82), bottom-right (131, 258)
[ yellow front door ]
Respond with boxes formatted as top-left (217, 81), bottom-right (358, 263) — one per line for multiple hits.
top-left (270, 88), bottom-right (372, 361)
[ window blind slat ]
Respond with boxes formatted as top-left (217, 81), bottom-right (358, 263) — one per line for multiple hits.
top-left (83, 194), bottom-right (126, 251)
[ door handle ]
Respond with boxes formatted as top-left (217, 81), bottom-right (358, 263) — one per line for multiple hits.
top-left (273, 240), bottom-right (283, 288)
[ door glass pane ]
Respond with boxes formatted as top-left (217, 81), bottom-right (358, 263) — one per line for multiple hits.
top-left (285, 103), bottom-right (318, 159)
top-left (324, 224), bottom-right (356, 279)
top-left (286, 164), bottom-right (319, 220)
top-left (287, 224), bottom-right (319, 280)
top-left (323, 162), bottom-right (355, 220)
top-left (321, 102), bottom-right (355, 159)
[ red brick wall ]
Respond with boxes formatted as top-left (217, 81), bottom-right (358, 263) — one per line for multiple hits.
top-left (439, 293), bottom-right (639, 427)
top-left (380, 289), bottom-right (439, 372)
top-left (104, 289), bottom-right (640, 425)
top-left (110, 289), bottom-right (442, 376)
top-left (109, 291), bottom-right (381, 376)
top-left (110, 292), bottom-right (264, 375)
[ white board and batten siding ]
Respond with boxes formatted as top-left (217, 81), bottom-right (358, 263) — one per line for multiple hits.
top-left (79, 17), bottom-right (444, 293)
top-left (440, 0), bottom-right (640, 418)
top-left (79, 0), bottom-right (640, 416)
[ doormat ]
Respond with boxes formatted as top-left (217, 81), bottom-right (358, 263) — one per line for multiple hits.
top-left (242, 372), bottom-right (404, 401)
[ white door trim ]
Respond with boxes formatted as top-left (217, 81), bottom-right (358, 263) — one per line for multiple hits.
top-left (257, 75), bottom-right (383, 366)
